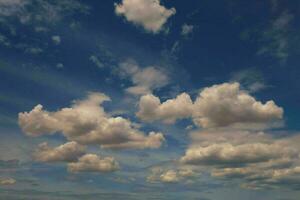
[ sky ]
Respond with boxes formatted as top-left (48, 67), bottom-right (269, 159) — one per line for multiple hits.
top-left (0, 0), bottom-right (300, 199)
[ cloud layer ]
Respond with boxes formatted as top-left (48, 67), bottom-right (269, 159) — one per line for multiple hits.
top-left (115, 0), bottom-right (176, 33)
top-left (181, 130), bottom-right (300, 190)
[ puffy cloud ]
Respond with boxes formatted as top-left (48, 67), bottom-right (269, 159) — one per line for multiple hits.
top-left (136, 82), bottom-right (283, 129)
top-left (33, 141), bottom-right (86, 162)
top-left (192, 82), bottom-right (283, 128)
top-left (137, 93), bottom-right (193, 124)
top-left (0, 178), bottom-right (16, 185)
top-left (114, 0), bottom-right (176, 33)
top-left (68, 154), bottom-right (119, 173)
top-left (118, 60), bottom-right (169, 95)
top-left (18, 92), bottom-right (165, 149)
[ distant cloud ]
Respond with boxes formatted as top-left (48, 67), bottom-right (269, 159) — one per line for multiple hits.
top-left (33, 142), bottom-right (86, 163)
top-left (181, 130), bottom-right (300, 190)
top-left (181, 24), bottom-right (194, 36)
top-left (114, 0), bottom-right (176, 33)
top-left (56, 63), bottom-right (64, 69)
top-left (118, 60), bottom-right (169, 95)
top-left (0, 0), bottom-right (89, 54)
top-left (89, 55), bottom-right (104, 68)
top-left (257, 11), bottom-right (294, 62)
top-left (147, 167), bottom-right (197, 184)
top-left (19, 92), bottom-right (165, 149)
top-left (68, 154), bottom-right (119, 173)
top-left (0, 178), bottom-right (16, 185)
top-left (52, 35), bottom-right (61, 45)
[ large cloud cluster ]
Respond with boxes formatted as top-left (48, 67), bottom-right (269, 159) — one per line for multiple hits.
top-left (19, 92), bottom-right (164, 150)
top-left (114, 0), bottom-right (176, 33)
top-left (137, 82), bottom-right (283, 129)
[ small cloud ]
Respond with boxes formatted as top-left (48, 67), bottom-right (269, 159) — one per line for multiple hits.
top-left (0, 178), bottom-right (16, 185)
top-left (52, 35), bottom-right (61, 45)
top-left (181, 24), bottom-right (194, 36)
top-left (56, 63), bottom-right (64, 69)
top-left (24, 47), bottom-right (43, 55)
top-left (114, 0), bottom-right (176, 33)
top-left (89, 55), bottom-right (104, 68)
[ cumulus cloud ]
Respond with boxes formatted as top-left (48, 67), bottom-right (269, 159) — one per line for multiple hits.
top-left (193, 82), bottom-right (283, 129)
top-left (118, 60), bottom-right (169, 95)
top-left (136, 82), bottom-right (283, 129)
top-left (181, 130), bottom-right (300, 190)
top-left (18, 92), bottom-right (165, 149)
top-left (137, 93), bottom-right (193, 124)
top-left (0, 178), bottom-right (16, 185)
top-left (68, 154), bottom-right (119, 173)
top-left (33, 141), bottom-right (86, 162)
top-left (114, 0), bottom-right (176, 33)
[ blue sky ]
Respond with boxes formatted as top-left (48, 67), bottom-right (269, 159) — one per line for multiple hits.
top-left (0, 0), bottom-right (300, 199)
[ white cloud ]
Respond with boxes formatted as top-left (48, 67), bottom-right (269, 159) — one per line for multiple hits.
top-left (52, 35), bottom-right (61, 45)
top-left (18, 92), bottom-right (165, 149)
top-left (181, 24), bottom-right (194, 36)
top-left (114, 0), bottom-right (176, 33)
top-left (33, 141), bottom-right (86, 162)
top-left (192, 82), bottom-right (283, 128)
top-left (118, 60), bottom-right (169, 95)
top-left (0, 177), bottom-right (16, 185)
top-left (136, 93), bottom-right (193, 124)
top-left (68, 154), bottom-right (119, 173)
